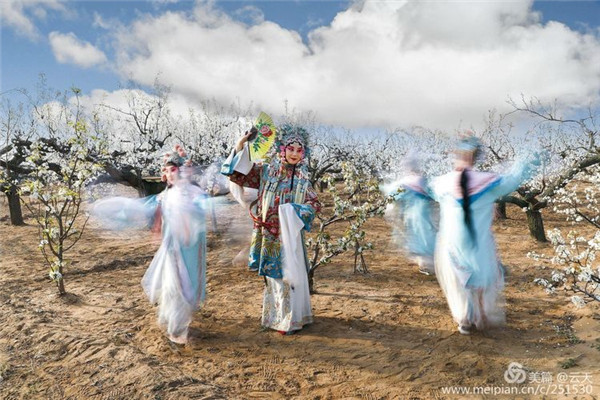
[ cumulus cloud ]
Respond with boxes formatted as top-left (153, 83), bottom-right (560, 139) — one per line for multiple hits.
top-left (78, 88), bottom-right (138, 111)
top-left (110, 0), bottom-right (600, 130)
top-left (0, 0), bottom-right (67, 40)
top-left (49, 31), bottom-right (108, 68)
top-left (233, 5), bottom-right (264, 25)
top-left (77, 88), bottom-right (184, 116)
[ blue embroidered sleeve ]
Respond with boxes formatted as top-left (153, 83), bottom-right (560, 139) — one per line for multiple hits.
top-left (290, 203), bottom-right (316, 232)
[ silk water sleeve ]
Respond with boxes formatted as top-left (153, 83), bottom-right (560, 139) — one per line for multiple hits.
top-left (221, 143), bottom-right (263, 191)
top-left (486, 158), bottom-right (539, 201)
top-left (278, 203), bottom-right (309, 289)
top-left (91, 194), bottom-right (159, 230)
top-left (221, 142), bottom-right (253, 176)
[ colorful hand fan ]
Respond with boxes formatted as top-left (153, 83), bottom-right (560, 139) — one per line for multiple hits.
top-left (249, 112), bottom-right (276, 161)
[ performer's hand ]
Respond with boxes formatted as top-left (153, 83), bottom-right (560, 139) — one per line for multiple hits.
top-left (236, 130), bottom-right (254, 152)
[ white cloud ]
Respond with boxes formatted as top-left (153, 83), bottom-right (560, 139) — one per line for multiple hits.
top-left (110, 0), bottom-right (600, 130)
top-left (76, 88), bottom-right (201, 125)
top-left (93, 12), bottom-right (111, 30)
top-left (49, 31), bottom-right (107, 68)
top-left (0, 0), bottom-right (68, 40)
top-left (234, 5), bottom-right (265, 25)
top-left (78, 88), bottom-right (139, 111)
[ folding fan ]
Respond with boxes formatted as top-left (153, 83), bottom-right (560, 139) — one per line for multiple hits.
top-left (249, 112), bottom-right (276, 161)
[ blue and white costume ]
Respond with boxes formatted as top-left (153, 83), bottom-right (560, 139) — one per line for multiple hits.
top-left (93, 166), bottom-right (207, 343)
top-left (392, 175), bottom-right (437, 274)
top-left (429, 160), bottom-right (533, 332)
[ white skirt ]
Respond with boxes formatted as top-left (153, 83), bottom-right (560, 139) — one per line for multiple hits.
top-left (435, 239), bottom-right (505, 330)
top-left (142, 241), bottom-right (204, 340)
top-left (262, 276), bottom-right (312, 332)
top-left (260, 204), bottom-right (313, 332)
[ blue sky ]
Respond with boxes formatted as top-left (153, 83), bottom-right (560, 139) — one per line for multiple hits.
top-left (2, 1), bottom-right (600, 129)
top-left (535, 1), bottom-right (600, 30)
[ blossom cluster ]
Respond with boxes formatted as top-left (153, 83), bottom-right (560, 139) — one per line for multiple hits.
top-left (531, 229), bottom-right (600, 307)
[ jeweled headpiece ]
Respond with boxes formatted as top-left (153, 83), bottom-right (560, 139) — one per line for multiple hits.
top-left (275, 124), bottom-right (311, 160)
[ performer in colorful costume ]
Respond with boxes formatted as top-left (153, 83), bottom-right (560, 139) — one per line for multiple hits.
top-left (93, 145), bottom-right (207, 344)
top-left (221, 124), bottom-right (321, 334)
top-left (389, 157), bottom-right (437, 275)
top-left (428, 135), bottom-right (539, 335)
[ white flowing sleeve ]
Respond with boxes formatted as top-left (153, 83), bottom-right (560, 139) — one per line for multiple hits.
top-left (278, 203), bottom-right (308, 288)
top-left (91, 195), bottom-right (159, 230)
top-left (221, 142), bottom-right (253, 176)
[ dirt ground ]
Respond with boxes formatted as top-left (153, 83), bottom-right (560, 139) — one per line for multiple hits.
top-left (0, 186), bottom-right (599, 400)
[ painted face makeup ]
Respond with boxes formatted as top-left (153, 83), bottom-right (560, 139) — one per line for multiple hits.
top-left (164, 165), bottom-right (179, 184)
top-left (284, 142), bottom-right (304, 165)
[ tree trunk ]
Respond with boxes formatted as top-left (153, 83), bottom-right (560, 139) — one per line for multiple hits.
top-left (57, 252), bottom-right (66, 295)
top-left (308, 268), bottom-right (315, 294)
top-left (319, 181), bottom-right (328, 193)
top-left (357, 253), bottom-right (368, 274)
top-left (6, 187), bottom-right (24, 225)
top-left (57, 263), bottom-right (66, 295)
top-left (57, 277), bottom-right (66, 295)
top-left (495, 200), bottom-right (507, 220)
top-left (526, 210), bottom-right (547, 242)
top-left (102, 163), bottom-right (145, 193)
top-left (142, 178), bottom-right (166, 196)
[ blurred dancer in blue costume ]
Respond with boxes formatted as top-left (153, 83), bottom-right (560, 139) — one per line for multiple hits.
top-left (390, 157), bottom-right (437, 275)
top-left (428, 135), bottom-right (539, 335)
top-left (93, 145), bottom-right (207, 344)
top-left (221, 124), bottom-right (321, 334)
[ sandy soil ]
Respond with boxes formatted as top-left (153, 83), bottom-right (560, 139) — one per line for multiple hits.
top-left (0, 186), bottom-right (599, 399)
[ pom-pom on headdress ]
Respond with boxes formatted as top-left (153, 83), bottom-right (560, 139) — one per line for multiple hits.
top-left (162, 144), bottom-right (188, 167)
